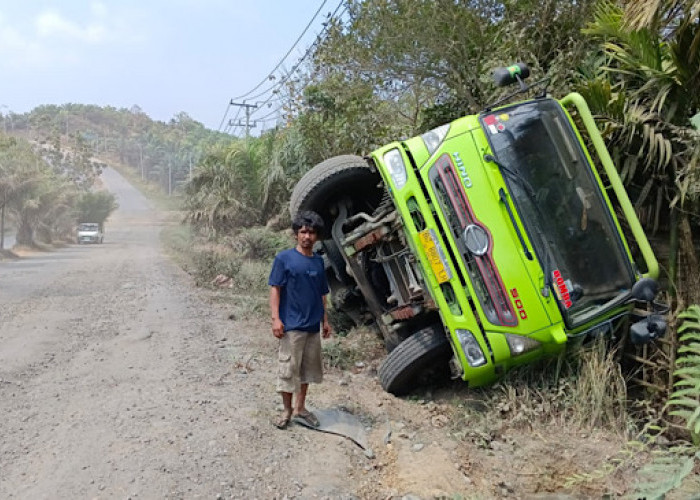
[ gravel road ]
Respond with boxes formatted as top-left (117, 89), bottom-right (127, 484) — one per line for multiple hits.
top-left (0, 168), bottom-right (478, 499)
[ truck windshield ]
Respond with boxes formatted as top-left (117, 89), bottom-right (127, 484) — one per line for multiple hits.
top-left (481, 99), bottom-right (635, 327)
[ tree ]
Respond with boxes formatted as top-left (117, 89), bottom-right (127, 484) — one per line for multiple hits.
top-left (580, 0), bottom-right (700, 303)
top-left (12, 170), bottom-right (70, 247)
top-left (184, 142), bottom-right (263, 234)
top-left (74, 191), bottom-right (119, 227)
top-left (0, 136), bottom-right (54, 247)
top-left (310, 0), bottom-right (596, 131)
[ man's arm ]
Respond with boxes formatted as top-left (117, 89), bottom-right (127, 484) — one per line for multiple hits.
top-left (269, 286), bottom-right (284, 338)
top-left (321, 294), bottom-right (332, 338)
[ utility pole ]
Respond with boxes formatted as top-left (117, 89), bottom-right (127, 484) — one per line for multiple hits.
top-left (1, 199), bottom-right (5, 250)
top-left (168, 160), bottom-right (172, 196)
top-left (138, 143), bottom-right (144, 180)
top-left (1, 104), bottom-right (8, 134)
top-left (228, 100), bottom-right (258, 138)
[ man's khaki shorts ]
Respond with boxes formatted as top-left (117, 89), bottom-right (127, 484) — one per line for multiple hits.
top-left (276, 329), bottom-right (323, 394)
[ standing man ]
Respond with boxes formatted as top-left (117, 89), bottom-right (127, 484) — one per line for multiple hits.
top-left (269, 210), bottom-right (331, 429)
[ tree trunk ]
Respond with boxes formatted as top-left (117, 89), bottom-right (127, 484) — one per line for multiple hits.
top-left (15, 218), bottom-right (34, 247)
top-left (668, 207), bottom-right (679, 301)
top-left (0, 201), bottom-right (5, 250)
top-left (679, 213), bottom-right (700, 305)
top-left (36, 226), bottom-right (52, 244)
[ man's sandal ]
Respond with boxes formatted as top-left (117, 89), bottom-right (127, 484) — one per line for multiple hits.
top-left (274, 414), bottom-right (291, 430)
top-left (293, 409), bottom-right (320, 428)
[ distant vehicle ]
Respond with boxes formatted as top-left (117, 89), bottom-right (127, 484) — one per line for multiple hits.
top-left (77, 223), bottom-right (104, 244)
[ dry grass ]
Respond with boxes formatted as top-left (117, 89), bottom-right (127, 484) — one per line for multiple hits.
top-left (570, 339), bottom-right (628, 431)
top-left (322, 326), bottom-right (385, 371)
top-left (446, 337), bottom-right (633, 442)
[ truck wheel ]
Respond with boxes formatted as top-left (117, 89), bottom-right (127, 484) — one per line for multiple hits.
top-left (379, 325), bottom-right (452, 396)
top-left (289, 155), bottom-right (382, 228)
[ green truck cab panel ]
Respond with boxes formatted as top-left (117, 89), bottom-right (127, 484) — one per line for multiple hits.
top-left (372, 119), bottom-right (571, 387)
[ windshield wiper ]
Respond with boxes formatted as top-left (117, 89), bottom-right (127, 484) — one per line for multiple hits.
top-left (498, 188), bottom-right (533, 261)
top-left (484, 154), bottom-right (538, 197)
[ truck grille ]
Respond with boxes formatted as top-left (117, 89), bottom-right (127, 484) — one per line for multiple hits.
top-left (430, 154), bottom-right (518, 327)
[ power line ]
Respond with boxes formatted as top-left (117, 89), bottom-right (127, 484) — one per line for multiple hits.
top-left (221, 0), bottom-right (347, 136)
top-left (229, 0), bottom-right (328, 102)
top-left (217, 102), bottom-right (232, 131)
top-left (249, 1), bottom-right (347, 117)
top-left (228, 101), bottom-right (258, 138)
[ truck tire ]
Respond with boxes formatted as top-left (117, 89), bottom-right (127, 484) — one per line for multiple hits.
top-left (379, 325), bottom-right (452, 396)
top-left (289, 155), bottom-right (382, 228)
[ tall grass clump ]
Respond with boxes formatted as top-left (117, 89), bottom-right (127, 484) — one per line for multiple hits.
top-left (457, 337), bottom-right (630, 437)
top-left (161, 223), bottom-right (197, 269)
top-left (569, 339), bottom-right (628, 431)
top-left (226, 226), bottom-right (291, 260)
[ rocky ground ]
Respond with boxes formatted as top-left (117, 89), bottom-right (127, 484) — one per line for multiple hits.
top-left (2, 167), bottom-right (699, 499)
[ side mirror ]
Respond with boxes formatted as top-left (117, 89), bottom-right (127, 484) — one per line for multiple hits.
top-left (493, 63), bottom-right (530, 88)
top-left (631, 277), bottom-right (659, 303)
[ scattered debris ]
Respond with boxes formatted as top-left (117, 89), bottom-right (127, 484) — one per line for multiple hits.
top-left (212, 274), bottom-right (233, 288)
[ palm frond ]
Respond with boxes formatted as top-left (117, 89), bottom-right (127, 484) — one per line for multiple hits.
top-left (666, 304), bottom-right (700, 444)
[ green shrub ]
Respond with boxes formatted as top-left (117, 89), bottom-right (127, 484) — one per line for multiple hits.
top-left (191, 248), bottom-right (241, 284)
top-left (233, 259), bottom-right (270, 294)
top-left (229, 227), bottom-right (291, 260)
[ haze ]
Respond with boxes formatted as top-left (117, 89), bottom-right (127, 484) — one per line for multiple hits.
top-left (0, 0), bottom-right (330, 131)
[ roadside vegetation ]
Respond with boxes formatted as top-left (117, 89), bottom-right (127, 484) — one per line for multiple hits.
top-left (2, 0), bottom-right (700, 494)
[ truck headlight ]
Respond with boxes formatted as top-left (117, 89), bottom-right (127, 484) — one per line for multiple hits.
top-left (383, 148), bottom-right (407, 189)
top-left (504, 333), bottom-right (541, 356)
top-left (455, 329), bottom-right (487, 367)
top-left (421, 124), bottom-right (450, 155)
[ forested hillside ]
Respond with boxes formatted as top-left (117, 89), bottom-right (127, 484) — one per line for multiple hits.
top-left (0, 102), bottom-right (232, 247)
top-left (6, 104), bottom-right (230, 194)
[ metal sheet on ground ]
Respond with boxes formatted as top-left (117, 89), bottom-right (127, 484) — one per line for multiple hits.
top-left (293, 409), bottom-right (368, 450)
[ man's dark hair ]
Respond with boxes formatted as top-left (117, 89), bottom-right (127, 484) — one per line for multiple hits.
top-left (292, 210), bottom-right (325, 235)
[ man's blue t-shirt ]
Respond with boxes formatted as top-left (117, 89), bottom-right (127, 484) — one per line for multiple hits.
top-left (268, 248), bottom-right (330, 332)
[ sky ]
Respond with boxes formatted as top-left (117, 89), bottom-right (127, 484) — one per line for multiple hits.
top-left (0, 1), bottom-right (339, 133)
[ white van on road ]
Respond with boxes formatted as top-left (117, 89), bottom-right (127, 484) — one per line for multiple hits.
top-left (77, 223), bottom-right (104, 244)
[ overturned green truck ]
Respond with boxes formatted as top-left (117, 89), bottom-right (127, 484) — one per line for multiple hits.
top-left (291, 64), bottom-right (667, 395)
